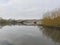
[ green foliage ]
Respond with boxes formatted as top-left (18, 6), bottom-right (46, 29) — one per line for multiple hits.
top-left (0, 18), bottom-right (17, 25)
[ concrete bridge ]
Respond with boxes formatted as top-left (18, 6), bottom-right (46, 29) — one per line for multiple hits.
top-left (17, 20), bottom-right (40, 25)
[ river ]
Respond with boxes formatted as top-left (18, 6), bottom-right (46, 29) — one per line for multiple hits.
top-left (0, 25), bottom-right (60, 45)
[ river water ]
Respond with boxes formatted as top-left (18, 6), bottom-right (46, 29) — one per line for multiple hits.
top-left (0, 25), bottom-right (60, 45)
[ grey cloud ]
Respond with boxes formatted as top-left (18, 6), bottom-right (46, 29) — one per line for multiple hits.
top-left (0, 0), bottom-right (60, 19)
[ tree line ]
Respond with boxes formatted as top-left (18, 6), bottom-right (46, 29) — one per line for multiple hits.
top-left (0, 18), bottom-right (17, 25)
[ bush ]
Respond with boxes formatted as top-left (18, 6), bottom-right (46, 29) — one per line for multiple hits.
top-left (42, 9), bottom-right (60, 27)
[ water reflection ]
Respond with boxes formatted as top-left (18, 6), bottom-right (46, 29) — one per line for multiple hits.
top-left (0, 25), bottom-right (42, 45)
top-left (0, 24), bottom-right (37, 29)
top-left (0, 24), bottom-right (60, 45)
top-left (0, 24), bottom-right (13, 29)
top-left (39, 26), bottom-right (60, 43)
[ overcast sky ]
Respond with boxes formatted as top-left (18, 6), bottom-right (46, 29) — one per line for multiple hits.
top-left (0, 0), bottom-right (60, 19)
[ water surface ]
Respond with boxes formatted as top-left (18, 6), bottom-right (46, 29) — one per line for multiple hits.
top-left (0, 25), bottom-right (60, 45)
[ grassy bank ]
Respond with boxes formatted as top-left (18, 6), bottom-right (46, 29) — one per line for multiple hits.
top-left (41, 9), bottom-right (60, 27)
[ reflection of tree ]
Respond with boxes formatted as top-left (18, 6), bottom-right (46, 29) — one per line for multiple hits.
top-left (38, 26), bottom-right (60, 43)
top-left (41, 27), bottom-right (60, 43)
top-left (0, 24), bottom-right (9, 29)
top-left (0, 26), bottom-right (4, 29)
top-left (0, 24), bottom-right (13, 29)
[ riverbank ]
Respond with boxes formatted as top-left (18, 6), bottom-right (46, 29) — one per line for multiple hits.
top-left (38, 8), bottom-right (60, 28)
